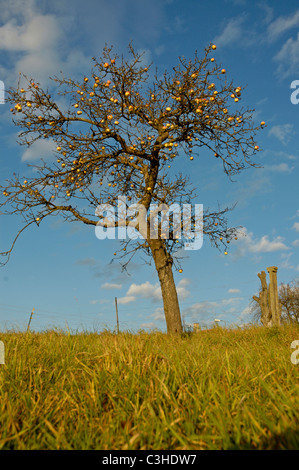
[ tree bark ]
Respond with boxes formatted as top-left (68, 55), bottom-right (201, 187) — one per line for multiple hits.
top-left (149, 238), bottom-right (183, 334)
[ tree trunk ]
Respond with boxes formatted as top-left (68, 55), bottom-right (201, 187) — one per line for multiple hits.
top-left (149, 238), bottom-right (183, 334)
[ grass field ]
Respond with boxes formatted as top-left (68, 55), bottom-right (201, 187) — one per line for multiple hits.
top-left (0, 323), bottom-right (299, 450)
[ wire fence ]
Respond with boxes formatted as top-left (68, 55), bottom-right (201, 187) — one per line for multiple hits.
top-left (0, 292), bottom-right (253, 333)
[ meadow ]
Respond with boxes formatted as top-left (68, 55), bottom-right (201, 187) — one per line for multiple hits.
top-left (0, 323), bottom-right (299, 450)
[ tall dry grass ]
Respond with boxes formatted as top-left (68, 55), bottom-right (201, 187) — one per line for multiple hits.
top-left (0, 323), bottom-right (299, 449)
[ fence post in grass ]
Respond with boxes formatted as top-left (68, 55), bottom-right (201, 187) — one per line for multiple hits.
top-left (267, 266), bottom-right (281, 327)
top-left (26, 308), bottom-right (35, 332)
top-left (115, 297), bottom-right (119, 334)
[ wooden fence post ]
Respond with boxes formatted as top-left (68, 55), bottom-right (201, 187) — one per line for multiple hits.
top-left (26, 308), bottom-right (35, 332)
top-left (115, 297), bottom-right (119, 334)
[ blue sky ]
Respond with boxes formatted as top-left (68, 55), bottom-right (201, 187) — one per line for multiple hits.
top-left (0, 0), bottom-right (298, 332)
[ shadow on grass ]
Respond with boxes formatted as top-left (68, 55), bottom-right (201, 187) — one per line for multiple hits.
top-left (227, 428), bottom-right (299, 450)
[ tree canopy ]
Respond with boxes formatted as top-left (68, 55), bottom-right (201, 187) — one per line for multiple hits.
top-left (1, 43), bottom-right (265, 333)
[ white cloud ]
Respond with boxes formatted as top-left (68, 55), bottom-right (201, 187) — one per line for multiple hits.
top-left (293, 222), bottom-right (299, 232)
top-left (248, 235), bottom-right (288, 253)
top-left (127, 281), bottom-right (162, 302)
top-left (101, 282), bottom-right (122, 290)
top-left (182, 296), bottom-right (243, 324)
top-left (139, 322), bottom-right (157, 330)
top-left (152, 307), bottom-right (165, 321)
top-left (0, 3), bottom-right (92, 85)
top-left (273, 32), bottom-right (299, 78)
top-left (228, 288), bottom-right (240, 294)
top-left (258, 3), bottom-right (274, 25)
top-left (264, 163), bottom-right (295, 173)
top-left (0, 14), bottom-right (62, 52)
top-left (117, 295), bottom-right (136, 305)
top-left (267, 10), bottom-right (299, 41)
top-left (21, 138), bottom-right (56, 161)
top-left (268, 124), bottom-right (295, 145)
top-left (176, 283), bottom-right (190, 300)
top-left (233, 228), bottom-right (289, 258)
top-left (213, 16), bottom-right (246, 47)
top-left (117, 278), bottom-right (191, 306)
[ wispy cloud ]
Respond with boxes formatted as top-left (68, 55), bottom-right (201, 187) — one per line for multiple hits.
top-left (21, 138), bottom-right (56, 162)
top-left (117, 278), bottom-right (191, 305)
top-left (213, 16), bottom-right (246, 47)
top-left (264, 163), bottom-right (295, 173)
top-left (233, 228), bottom-right (289, 258)
top-left (101, 282), bottom-right (123, 290)
top-left (293, 222), bottom-right (299, 233)
top-left (117, 295), bottom-right (136, 305)
top-left (268, 124), bottom-right (295, 145)
top-left (273, 32), bottom-right (299, 78)
top-left (267, 9), bottom-right (299, 42)
top-left (182, 296), bottom-right (243, 324)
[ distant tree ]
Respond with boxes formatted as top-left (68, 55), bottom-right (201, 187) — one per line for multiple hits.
top-left (279, 280), bottom-right (299, 324)
top-left (1, 43), bottom-right (264, 333)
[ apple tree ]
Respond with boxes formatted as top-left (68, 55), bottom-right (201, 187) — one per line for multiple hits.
top-left (1, 43), bottom-right (265, 334)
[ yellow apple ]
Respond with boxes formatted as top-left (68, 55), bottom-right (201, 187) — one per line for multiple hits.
top-left (211, 44), bottom-right (217, 50)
